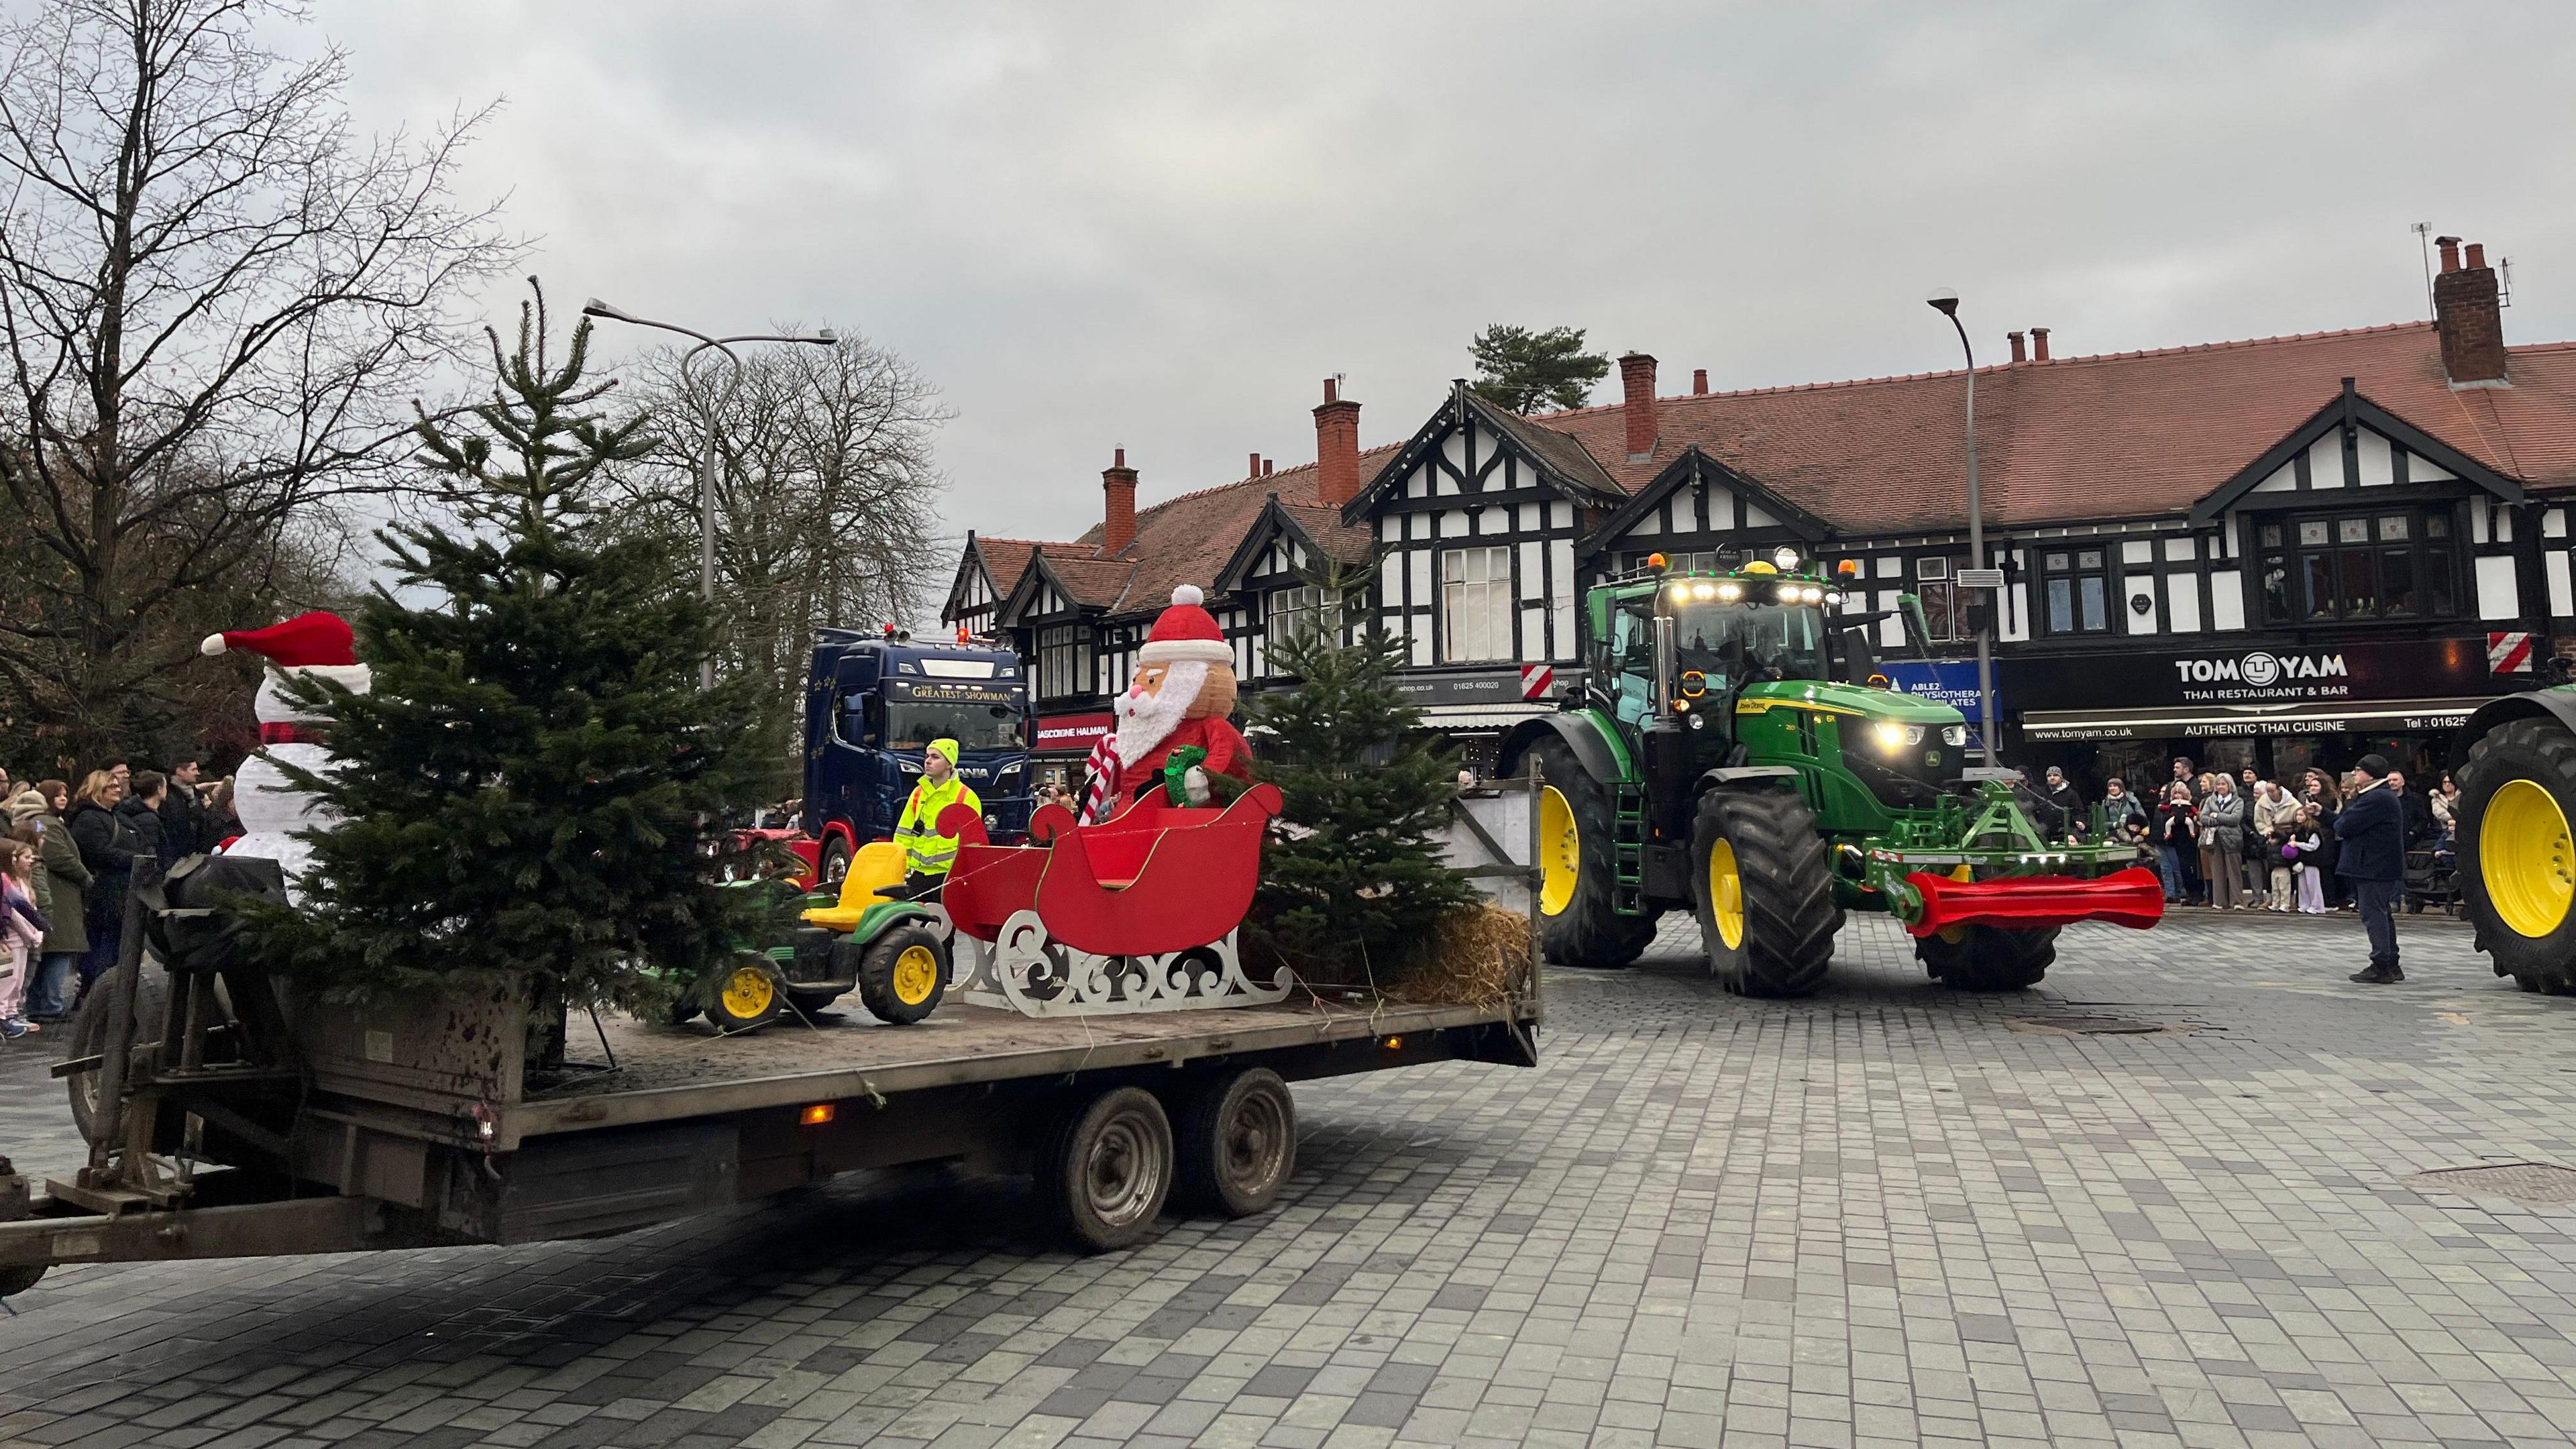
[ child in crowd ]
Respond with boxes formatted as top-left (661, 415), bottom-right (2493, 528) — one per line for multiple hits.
top-left (2290, 806), bottom-right (2327, 914)
top-left (0, 839), bottom-right (46, 1037)
top-left (2267, 822), bottom-right (2298, 912)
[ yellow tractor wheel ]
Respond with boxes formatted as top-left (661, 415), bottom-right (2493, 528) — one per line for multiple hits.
top-left (705, 962), bottom-right (785, 1031)
top-left (859, 923), bottom-right (948, 1025)
top-left (2459, 716), bottom-right (2576, 993)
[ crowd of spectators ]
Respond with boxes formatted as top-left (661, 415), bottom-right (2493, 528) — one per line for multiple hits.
top-left (0, 755), bottom-right (244, 1038)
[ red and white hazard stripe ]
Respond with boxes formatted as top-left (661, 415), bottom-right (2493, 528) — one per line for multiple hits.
top-left (1519, 663), bottom-right (1555, 700)
top-left (2489, 631), bottom-right (2535, 674)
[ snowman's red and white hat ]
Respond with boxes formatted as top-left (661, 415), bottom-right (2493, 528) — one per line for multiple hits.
top-left (203, 612), bottom-right (370, 726)
top-left (1136, 585), bottom-right (1231, 667)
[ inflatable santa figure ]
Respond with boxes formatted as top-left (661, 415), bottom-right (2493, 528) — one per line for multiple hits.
top-left (1077, 585), bottom-right (1256, 824)
top-left (201, 611), bottom-right (370, 898)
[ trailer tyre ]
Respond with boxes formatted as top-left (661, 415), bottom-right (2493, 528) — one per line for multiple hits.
top-left (1915, 924), bottom-right (2058, 991)
top-left (2458, 716), bottom-right (2576, 993)
top-left (857, 926), bottom-right (947, 1025)
top-left (1043, 1087), bottom-right (1173, 1252)
top-left (67, 973), bottom-right (171, 1146)
top-left (0, 1265), bottom-right (42, 1297)
top-left (1692, 788), bottom-right (1838, 998)
top-left (1173, 1068), bottom-right (1296, 1218)
top-left (1524, 737), bottom-right (1656, 970)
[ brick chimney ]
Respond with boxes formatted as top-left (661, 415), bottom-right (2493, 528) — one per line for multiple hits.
top-left (2007, 331), bottom-right (2026, 364)
top-left (2434, 235), bottom-right (2508, 386)
top-left (1619, 352), bottom-right (1658, 460)
top-left (2030, 327), bottom-right (2051, 362)
top-left (1102, 447), bottom-right (1137, 553)
top-left (1313, 378), bottom-right (1362, 508)
top-left (1247, 451), bottom-right (1260, 479)
top-left (1693, 368), bottom-right (1709, 396)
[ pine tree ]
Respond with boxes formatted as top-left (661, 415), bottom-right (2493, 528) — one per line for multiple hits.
top-left (235, 282), bottom-right (778, 1012)
top-left (1467, 323), bottom-right (1611, 415)
top-left (1244, 572), bottom-right (1478, 984)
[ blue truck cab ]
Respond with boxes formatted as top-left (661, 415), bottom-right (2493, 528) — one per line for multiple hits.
top-left (802, 629), bottom-right (1033, 885)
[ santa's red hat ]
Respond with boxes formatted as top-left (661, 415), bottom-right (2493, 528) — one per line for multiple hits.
top-left (201, 611), bottom-right (358, 668)
top-left (1137, 585), bottom-right (1230, 666)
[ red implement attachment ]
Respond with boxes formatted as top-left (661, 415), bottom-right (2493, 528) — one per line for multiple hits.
top-left (1903, 865), bottom-right (2165, 937)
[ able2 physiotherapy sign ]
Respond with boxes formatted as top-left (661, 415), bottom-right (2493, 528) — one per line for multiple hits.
top-left (1876, 660), bottom-right (1990, 748)
top-left (2005, 637), bottom-right (2492, 713)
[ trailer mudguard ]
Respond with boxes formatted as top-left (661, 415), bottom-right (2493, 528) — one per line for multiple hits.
top-left (1497, 711), bottom-right (1632, 788)
top-left (2452, 690), bottom-right (2576, 772)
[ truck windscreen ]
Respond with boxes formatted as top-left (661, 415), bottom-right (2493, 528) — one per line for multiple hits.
top-left (888, 700), bottom-right (1024, 753)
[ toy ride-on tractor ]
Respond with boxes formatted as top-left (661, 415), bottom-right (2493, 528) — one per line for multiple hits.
top-left (796, 821), bottom-right (979, 1024)
top-left (1500, 549), bottom-right (2161, 996)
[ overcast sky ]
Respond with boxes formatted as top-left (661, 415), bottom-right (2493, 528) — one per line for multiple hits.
top-left (315, 1), bottom-right (2576, 555)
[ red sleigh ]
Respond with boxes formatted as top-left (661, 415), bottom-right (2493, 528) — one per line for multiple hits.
top-left (945, 783), bottom-right (1284, 959)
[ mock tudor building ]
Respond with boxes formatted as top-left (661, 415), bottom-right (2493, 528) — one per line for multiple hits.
top-left (946, 235), bottom-right (2576, 794)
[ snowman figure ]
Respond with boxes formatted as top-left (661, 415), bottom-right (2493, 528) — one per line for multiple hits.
top-left (201, 611), bottom-right (371, 900)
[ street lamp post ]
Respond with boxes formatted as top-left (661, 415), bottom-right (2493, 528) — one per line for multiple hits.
top-left (582, 299), bottom-right (836, 689)
top-left (1925, 290), bottom-right (1999, 769)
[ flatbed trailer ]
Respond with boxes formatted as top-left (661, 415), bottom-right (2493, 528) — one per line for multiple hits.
top-left (0, 788), bottom-right (1544, 1283)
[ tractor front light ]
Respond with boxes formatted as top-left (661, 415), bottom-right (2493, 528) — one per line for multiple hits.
top-left (1776, 584), bottom-right (1800, 603)
top-left (1941, 724), bottom-right (1968, 746)
top-left (1800, 586), bottom-right (1825, 603)
top-left (1772, 545), bottom-right (1801, 572)
top-left (1692, 582), bottom-right (1717, 600)
top-left (1872, 721), bottom-right (1925, 752)
top-left (1715, 582), bottom-right (1742, 602)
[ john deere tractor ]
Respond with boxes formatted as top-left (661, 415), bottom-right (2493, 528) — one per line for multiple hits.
top-left (2452, 677), bottom-right (2576, 992)
top-left (1498, 549), bottom-right (2161, 996)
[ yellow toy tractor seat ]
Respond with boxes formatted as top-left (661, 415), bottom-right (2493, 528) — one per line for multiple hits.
top-left (803, 841), bottom-right (908, 932)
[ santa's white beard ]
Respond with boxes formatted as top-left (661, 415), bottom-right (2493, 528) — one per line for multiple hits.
top-left (1114, 661), bottom-right (1206, 769)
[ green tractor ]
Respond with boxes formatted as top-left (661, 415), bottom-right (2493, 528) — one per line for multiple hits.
top-left (1498, 550), bottom-right (2162, 995)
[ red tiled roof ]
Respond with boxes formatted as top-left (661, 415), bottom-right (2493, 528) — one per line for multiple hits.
top-left (1523, 323), bottom-right (2576, 535)
top-left (967, 537), bottom-right (1055, 600)
top-left (1057, 447), bottom-right (1400, 617)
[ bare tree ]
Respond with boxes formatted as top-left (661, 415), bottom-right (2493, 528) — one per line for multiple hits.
top-left (606, 329), bottom-right (948, 779)
top-left (0, 0), bottom-right (515, 762)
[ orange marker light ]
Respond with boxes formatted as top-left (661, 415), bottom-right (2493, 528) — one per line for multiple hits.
top-left (1383, 1036), bottom-right (1404, 1050)
top-left (800, 1104), bottom-right (835, 1126)
top-left (1836, 559), bottom-right (1861, 579)
top-left (1646, 553), bottom-right (1668, 570)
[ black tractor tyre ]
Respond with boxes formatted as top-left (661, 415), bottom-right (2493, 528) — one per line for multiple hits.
top-left (68, 973), bottom-right (172, 1146)
top-left (1916, 924), bottom-right (2059, 991)
top-left (857, 924), bottom-right (947, 1025)
top-left (1041, 1086), bottom-right (1173, 1252)
top-left (1521, 737), bottom-right (1657, 970)
top-left (1690, 788), bottom-right (1839, 998)
top-left (784, 984), bottom-right (852, 1019)
top-left (2457, 716), bottom-right (2576, 993)
top-left (1172, 1067), bottom-right (1297, 1218)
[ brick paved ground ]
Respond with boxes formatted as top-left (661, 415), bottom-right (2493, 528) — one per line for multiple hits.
top-left (6, 908), bottom-right (2576, 1448)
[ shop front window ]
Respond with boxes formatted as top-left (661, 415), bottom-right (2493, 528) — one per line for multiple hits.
top-left (2259, 508), bottom-right (2457, 625)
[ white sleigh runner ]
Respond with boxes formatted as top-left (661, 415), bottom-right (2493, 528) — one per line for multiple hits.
top-left (941, 782), bottom-right (1295, 1020)
top-left (955, 910), bottom-right (1293, 1016)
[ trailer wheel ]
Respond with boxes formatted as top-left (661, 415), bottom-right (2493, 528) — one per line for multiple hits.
top-left (1173, 1068), bottom-right (1296, 1218)
top-left (1915, 924), bottom-right (2058, 991)
top-left (1042, 1086), bottom-right (1173, 1252)
top-left (703, 963), bottom-right (784, 1032)
top-left (2459, 716), bottom-right (2576, 992)
top-left (1523, 738), bottom-right (1656, 970)
top-left (1691, 788), bottom-right (1837, 998)
top-left (67, 973), bottom-right (170, 1145)
top-left (857, 926), bottom-right (947, 1025)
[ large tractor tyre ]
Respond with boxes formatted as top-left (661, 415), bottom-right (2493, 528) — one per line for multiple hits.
top-left (857, 924), bottom-right (947, 1025)
top-left (1915, 924), bottom-right (2059, 991)
top-left (1523, 738), bottom-right (1658, 970)
top-left (1690, 788), bottom-right (1838, 998)
top-left (2458, 716), bottom-right (2576, 992)
top-left (1040, 1086), bottom-right (1173, 1252)
top-left (1172, 1067), bottom-right (1297, 1218)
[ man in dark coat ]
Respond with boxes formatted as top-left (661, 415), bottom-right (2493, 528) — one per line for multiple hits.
top-left (2334, 754), bottom-right (2407, 983)
top-left (2037, 766), bottom-right (2085, 840)
top-left (158, 756), bottom-right (206, 862)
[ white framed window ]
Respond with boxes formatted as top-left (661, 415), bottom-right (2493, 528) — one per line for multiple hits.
top-left (1036, 624), bottom-right (1093, 700)
top-left (1266, 584), bottom-right (1336, 653)
top-left (1440, 546), bottom-right (1513, 663)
